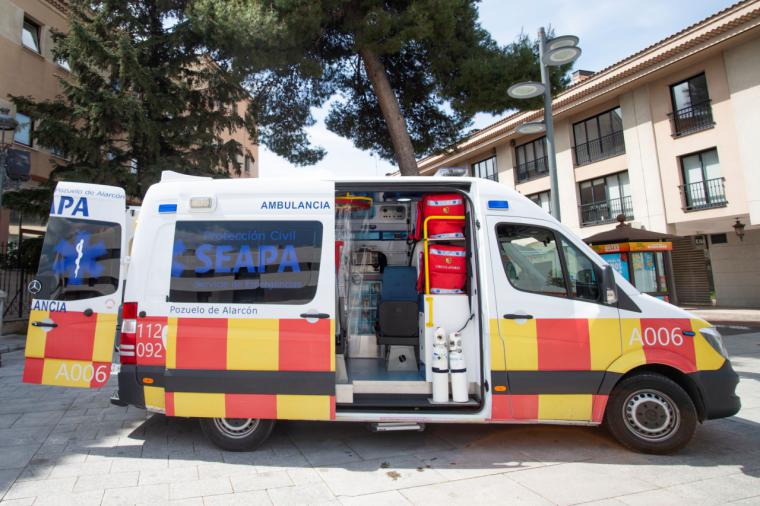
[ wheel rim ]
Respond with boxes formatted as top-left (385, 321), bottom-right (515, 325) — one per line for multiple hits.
top-left (212, 418), bottom-right (261, 439)
top-left (622, 389), bottom-right (680, 442)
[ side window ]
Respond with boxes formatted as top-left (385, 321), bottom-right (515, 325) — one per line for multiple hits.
top-left (169, 220), bottom-right (322, 304)
top-left (35, 217), bottom-right (122, 300)
top-left (560, 238), bottom-right (600, 302)
top-left (495, 224), bottom-right (566, 297)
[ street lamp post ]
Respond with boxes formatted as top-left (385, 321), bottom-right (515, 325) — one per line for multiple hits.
top-left (508, 29), bottom-right (581, 222)
top-left (0, 108), bottom-right (19, 211)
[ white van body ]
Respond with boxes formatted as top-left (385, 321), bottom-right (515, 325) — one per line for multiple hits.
top-left (22, 173), bottom-right (740, 453)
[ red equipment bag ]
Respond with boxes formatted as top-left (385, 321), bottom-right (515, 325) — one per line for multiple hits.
top-left (413, 193), bottom-right (465, 240)
top-left (417, 244), bottom-right (466, 294)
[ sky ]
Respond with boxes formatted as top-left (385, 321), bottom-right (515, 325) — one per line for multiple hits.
top-left (258, 0), bottom-right (736, 179)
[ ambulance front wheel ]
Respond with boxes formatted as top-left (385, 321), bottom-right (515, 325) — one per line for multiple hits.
top-left (605, 373), bottom-right (697, 454)
top-left (199, 418), bottom-right (275, 452)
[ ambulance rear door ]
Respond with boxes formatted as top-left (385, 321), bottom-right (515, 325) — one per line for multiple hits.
top-left (23, 182), bottom-right (126, 388)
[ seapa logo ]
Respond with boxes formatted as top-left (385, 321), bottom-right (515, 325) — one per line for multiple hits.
top-left (51, 196), bottom-right (89, 217)
top-left (53, 232), bottom-right (106, 284)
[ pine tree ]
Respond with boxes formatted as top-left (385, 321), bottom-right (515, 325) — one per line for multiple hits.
top-left (190, 0), bottom-right (571, 175)
top-left (7, 0), bottom-right (256, 214)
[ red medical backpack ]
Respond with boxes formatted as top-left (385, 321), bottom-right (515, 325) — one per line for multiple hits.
top-left (417, 244), bottom-right (467, 294)
top-left (413, 194), bottom-right (465, 240)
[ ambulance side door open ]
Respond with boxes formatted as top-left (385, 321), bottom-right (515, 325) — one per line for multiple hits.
top-left (23, 182), bottom-right (126, 388)
top-left (487, 216), bottom-right (622, 422)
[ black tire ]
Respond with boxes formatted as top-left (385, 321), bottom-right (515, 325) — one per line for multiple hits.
top-left (604, 373), bottom-right (697, 454)
top-left (199, 417), bottom-right (275, 452)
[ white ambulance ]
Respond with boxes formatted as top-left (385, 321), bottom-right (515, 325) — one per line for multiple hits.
top-left (23, 172), bottom-right (740, 454)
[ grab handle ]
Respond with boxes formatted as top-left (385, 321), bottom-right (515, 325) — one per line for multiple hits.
top-left (300, 313), bottom-right (330, 319)
top-left (31, 321), bottom-right (58, 328)
top-left (503, 314), bottom-right (533, 320)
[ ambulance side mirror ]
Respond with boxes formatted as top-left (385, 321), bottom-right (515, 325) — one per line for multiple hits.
top-left (602, 265), bottom-right (618, 305)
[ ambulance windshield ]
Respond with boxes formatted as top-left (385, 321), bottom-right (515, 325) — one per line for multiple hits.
top-left (33, 217), bottom-right (122, 301)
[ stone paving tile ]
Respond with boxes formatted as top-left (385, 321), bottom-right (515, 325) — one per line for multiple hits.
top-left (169, 477), bottom-right (233, 500)
top-left (0, 497), bottom-right (35, 505)
top-left (0, 447), bottom-right (37, 471)
top-left (48, 459), bottom-right (114, 478)
top-left (14, 464), bottom-right (52, 482)
top-left (617, 473), bottom-right (760, 506)
top-left (203, 490), bottom-right (273, 505)
top-left (507, 461), bottom-right (658, 505)
top-left (101, 483), bottom-right (170, 505)
top-left (0, 468), bottom-right (22, 499)
top-left (400, 473), bottom-right (554, 505)
top-left (294, 437), bottom-right (363, 466)
top-left (73, 470), bottom-right (139, 493)
top-left (267, 482), bottom-right (337, 505)
top-left (33, 490), bottom-right (105, 506)
top-left (229, 470), bottom-right (293, 493)
top-left (138, 465), bottom-right (199, 485)
top-left (3, 476), bottom-right (76, 500)
top-left (0, 415), bottom-right (20, 430)
top-left (287, 467), bottom-right (324, 485)
top-left (338, 490), bottom-right (413, 506)
top-left (314, 456), bottom-right (449, 496)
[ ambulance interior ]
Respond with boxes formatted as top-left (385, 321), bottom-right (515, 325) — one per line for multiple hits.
top-left (333, 188), bottom-right (482, 410)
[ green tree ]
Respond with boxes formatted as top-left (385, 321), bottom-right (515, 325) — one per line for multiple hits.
top-left (191, 0), bottom-right (570, 175)
top-left (7, 0), bottom-right (256, 215)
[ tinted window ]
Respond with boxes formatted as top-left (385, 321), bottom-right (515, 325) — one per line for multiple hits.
top-left (22, 18), bottom-right (40, 53)
top-left (496, 224), bottom-right (566, 296)
top-left (169, 221), bottom-right (322, 304)
top-left (35, 217), bottom-right (121, 300)
top-left (561, 238), bottom-right (600, 301)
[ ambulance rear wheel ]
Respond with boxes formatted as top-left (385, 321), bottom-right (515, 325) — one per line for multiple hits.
top-left (199, 417), bottom-right (275, 451)
top-left (605, 373), bottom-right (697, 454)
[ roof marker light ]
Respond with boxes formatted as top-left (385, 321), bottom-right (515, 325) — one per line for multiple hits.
top-left (488, 200), bottom-right (509, 209)
top-left (158, 203), bottom-right (177, 214)
top-left (190, 197), bottom-right (213, 209)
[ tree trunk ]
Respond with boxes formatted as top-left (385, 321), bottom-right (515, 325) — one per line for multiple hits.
top-left (359, 47), bottom-right (418, 176)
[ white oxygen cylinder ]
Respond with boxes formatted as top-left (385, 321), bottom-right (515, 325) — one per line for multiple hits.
top-left (449, 332), bottom-right (468, 403)
top-left (431, 327), bottom-right (449, 403)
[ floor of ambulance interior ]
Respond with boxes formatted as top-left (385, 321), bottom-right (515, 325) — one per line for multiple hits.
top-left (345, 358), bottom-right (424, 382)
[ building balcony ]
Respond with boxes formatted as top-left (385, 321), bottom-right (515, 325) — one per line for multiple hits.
top-left (681, 177), bottom-right (727, 211)
top-left (668, 100), bottom-right (714, 137)
top-left (579, 195), bottom-right (634, 226)
top-left (572, 130), bottom-right (626, 166)
top-left (515, 156), bottom-right (549, 183)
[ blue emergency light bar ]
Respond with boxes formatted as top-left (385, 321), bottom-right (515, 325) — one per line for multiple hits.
top-left (158, 203), bottom-right (178, 214)
top-left (488, 200), bottom-right (509, 209)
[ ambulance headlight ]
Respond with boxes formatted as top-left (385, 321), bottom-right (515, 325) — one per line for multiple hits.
top-left (700, 327), bottom-right (728, 358)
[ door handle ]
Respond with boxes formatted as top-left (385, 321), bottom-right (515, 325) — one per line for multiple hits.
top-left (300, 313), bottom-right (330, 319)
top-left (31, 321), bottom-right (58, 328)
top-left (503, 314), bottom-right (533, 320)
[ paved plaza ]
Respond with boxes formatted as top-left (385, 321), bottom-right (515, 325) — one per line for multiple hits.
top-left (0, 326), bottom-right (759, 505)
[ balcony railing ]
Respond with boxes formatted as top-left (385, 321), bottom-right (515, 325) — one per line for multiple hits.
top-left (579, 195), bottom-right (634, 226)
top-left (515, 156), bottom-right (549, 183)
top-left (572, 130), bottom-right (626, 166)
top-left (681, 177), bottom-right (727, 211)
top-left (668, 100), bottom-right (714, 137)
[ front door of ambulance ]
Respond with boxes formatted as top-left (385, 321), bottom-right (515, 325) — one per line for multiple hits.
top-left (24, 182), bottom-right (126, 388)
top-left (160, 181), bottom-right (336, 421)
top-left (487, 216), bottom-right (621, 422)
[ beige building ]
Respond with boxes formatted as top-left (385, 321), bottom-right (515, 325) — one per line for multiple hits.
top-left (417, 0), bottom-right (760, 308)
top-left (0, 0), bottom-right (258, 245)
